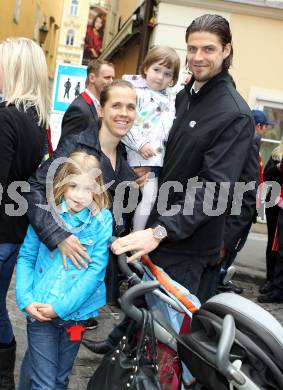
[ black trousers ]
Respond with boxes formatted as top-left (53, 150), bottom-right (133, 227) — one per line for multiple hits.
top-left (265, 205), bottom-right (279, 281)
top-left (157, 253), bottom-right (221, 304)
top-left (271, 208), bottom-right (283, 296)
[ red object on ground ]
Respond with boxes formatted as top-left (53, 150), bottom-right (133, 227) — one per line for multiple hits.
top-left (66, 325), bottom-right (86, 341)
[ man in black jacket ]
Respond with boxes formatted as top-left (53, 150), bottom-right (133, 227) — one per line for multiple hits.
top-left (60, 59), bottom-right (115, 141)
top-left (112, 14), bottom-right (255, 304)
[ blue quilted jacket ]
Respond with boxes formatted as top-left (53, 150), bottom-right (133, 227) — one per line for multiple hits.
top-left (16, 202), bottom-right (112, 320)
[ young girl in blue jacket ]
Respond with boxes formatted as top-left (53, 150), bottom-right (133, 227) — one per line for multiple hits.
top-left (16, 150), bottom-right (112, 389)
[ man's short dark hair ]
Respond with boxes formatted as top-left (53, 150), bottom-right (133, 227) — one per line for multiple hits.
top-left (185, 14), bottom-right (233, 71)
top-left (86, 59), bottom-right (114, 79)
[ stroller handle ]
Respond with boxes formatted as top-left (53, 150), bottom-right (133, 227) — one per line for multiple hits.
top-left (117, 253), bottom-right (190, 313)
top-left (117, 253), bottom-right (142, 285)
top-left (216, 314), bottom-right (246, 386)
top-left (120, 280), bottom-right (177, 351)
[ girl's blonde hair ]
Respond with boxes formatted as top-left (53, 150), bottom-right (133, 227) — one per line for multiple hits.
top-left (52, 151), bottom-right (110, 213)
top-left (140, 46), bottom-right (180, 86)
top-left (0, 37), bottom-right (49, 126)
top-left (272, 139), bottom-right (283, 160)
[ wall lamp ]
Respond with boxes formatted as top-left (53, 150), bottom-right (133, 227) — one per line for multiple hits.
top-left (39, 21), bottom-right (49, 46)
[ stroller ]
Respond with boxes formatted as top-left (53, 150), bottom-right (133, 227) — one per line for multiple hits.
top-left (118, 253), bottom-right (283, 390)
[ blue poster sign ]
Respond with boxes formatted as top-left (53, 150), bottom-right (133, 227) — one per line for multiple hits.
top-left (52, 63), bottom-right (87, 112)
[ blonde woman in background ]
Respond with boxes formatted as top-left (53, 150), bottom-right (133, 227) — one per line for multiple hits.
top-left (258, 139), bottom-right (283, 303)
top-left (0, 37), bottom-right (49, 389)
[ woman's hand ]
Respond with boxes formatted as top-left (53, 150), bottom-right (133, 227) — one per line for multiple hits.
top-left (139, 143), bottom-right (157, 159)
top-left (37, 304), bottom-right (57, 319)
top-left (90, 48), bottom-right (99, 58)
top-left (111, 229), bottom-right (160, 262)
top-left (133, 166), bottom-right (151, 188)
top-left (25, 302), bottom-right (51, 322)
top-left (58, 235), bottom-right (91, 270)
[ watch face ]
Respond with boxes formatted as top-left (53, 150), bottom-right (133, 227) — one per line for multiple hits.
top-left (154, 226), bottom-right (167, 240)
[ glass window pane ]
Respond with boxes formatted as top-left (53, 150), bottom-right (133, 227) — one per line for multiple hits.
top-left (259, 106), bottom-right (283, 165)
top-left (262, 106), bottom-right (283, 141)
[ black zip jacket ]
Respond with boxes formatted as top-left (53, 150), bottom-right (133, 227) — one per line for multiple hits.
top-left (147, 71), bottom-right (254, 266)
top-left (26, 126), bottom-right (136, 250)
top-left (0, 103), bottom-right (45, 243)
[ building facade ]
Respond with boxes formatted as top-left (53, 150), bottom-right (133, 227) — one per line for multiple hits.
top-left (56, 0), bottom-right (112, 65)
top-left (56, 0), bottom-right (90, 65)
top-left (0, 0), bottom-right (64, 79)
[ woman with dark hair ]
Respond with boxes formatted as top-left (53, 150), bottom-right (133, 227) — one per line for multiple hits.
top-left (19, 79), bottom-right (138, 389)
top-left (258, 140), bottom-right (283, 303)
top-left (83, 13), bottom-right (105, 61)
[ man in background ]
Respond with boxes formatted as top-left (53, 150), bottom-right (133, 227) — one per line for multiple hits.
top-left (60, 59), bottom-right (115, 141)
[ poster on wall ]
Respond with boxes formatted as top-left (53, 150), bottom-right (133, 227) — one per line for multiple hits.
top-left (52, 63), bottom-right (87, 112)
top-left (50, 63), bottom-right (87, 147)
top-left (82, 4), bottom-right (108, 65)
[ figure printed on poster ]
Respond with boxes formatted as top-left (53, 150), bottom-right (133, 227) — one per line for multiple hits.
top-left (60, 76), bottom-right (85, 103)
top-left (63, 78), bottom-right (71, 99)
top-left (74, 81), bottom-right (81, 98)
top-left (82, 5), bottom-right (107, 65)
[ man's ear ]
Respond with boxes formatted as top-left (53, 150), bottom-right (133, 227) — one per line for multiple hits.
top-left (223, 43), bottom-right (232, 59)
top-left (88, 72), bottom-right (96, 84)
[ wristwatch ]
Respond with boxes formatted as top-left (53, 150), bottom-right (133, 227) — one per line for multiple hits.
top-left (152, 225), bottom-right (167, 241)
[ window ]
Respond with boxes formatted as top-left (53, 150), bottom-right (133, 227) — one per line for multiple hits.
top-left (70, 0), bottom-right (79, 16)
top-left (256, 101), bottom-right (283, 165)
top-left (66, 29), bottom-right (75, 46)
top-left (225, 0), bottom-right (283, 8)
top-left (13, 0), bottom-right (22, 23)
top-left (33, 4), bottom-right (40, 40)
top-left (255, 100), bottom-right (283, 221)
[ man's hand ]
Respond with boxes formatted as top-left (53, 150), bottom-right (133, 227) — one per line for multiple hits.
top-left (25, 302), bottom-right (51, 322)
top-left (111, 229), bottom-right (160, 262)
top-left (37, 304), bottom-right (57, 319)
top-left (133, 166), bottom-right (151, 188)
top-left (216, 247), bottom-right (227, 265)
top-left (58, 235), bottom-right (91, 270)
top-left (139, 143), bottom-right (157, 159)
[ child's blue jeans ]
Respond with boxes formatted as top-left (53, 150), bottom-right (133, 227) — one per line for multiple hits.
top-left (21, 317), bottom-right (83, 390)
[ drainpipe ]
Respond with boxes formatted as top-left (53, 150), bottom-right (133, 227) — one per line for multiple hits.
top-left (136, 0), bottom-right (155, 73)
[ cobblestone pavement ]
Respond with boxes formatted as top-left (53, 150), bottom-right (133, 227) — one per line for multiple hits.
top-left (7, 274), bottom-right (123, 389)
top-left (235, 278), bottom-right (283, 326)
top-left (7, 274), bottom-right (283, 389)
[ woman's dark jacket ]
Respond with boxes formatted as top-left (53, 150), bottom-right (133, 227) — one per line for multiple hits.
top-left (0, 103), bottom-right (45, 243)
